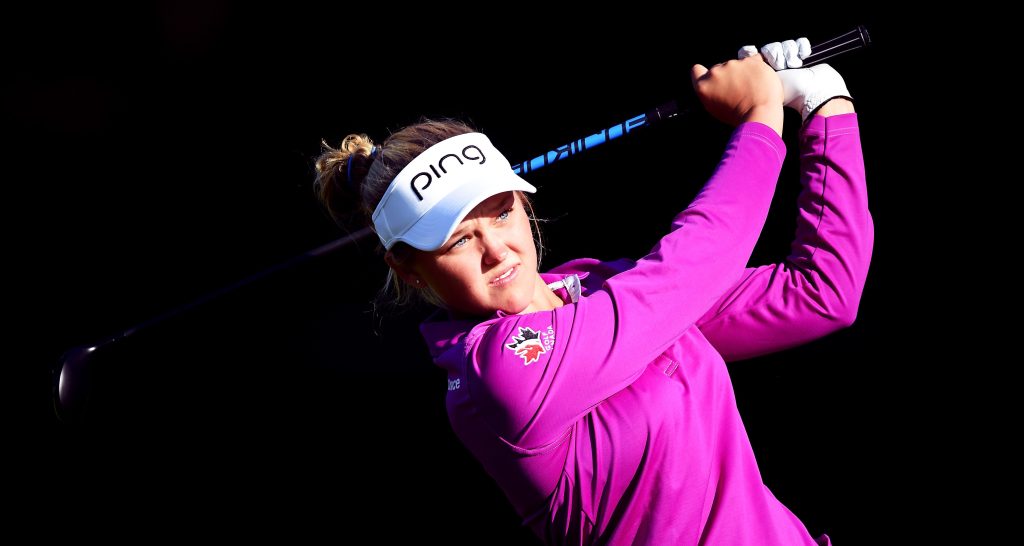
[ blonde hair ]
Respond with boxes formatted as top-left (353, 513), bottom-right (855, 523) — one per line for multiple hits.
top-left (313, 117), bottom-right (549, 319)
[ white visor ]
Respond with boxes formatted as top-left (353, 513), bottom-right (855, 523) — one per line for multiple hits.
top-left (371, 132), bottom-right (537, 251)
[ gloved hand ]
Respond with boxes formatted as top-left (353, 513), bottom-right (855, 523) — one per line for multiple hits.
top-left (774, 63), bottom-right (853, 123)
top-left (739, 38), bottom-right (853, 123)
top-left (738, 38), bottom-right (812, 69)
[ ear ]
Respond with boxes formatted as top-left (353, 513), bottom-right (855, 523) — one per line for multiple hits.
top-left (385, 250), bottom-right (421, 287)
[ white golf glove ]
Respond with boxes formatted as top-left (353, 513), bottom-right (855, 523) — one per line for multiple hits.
top-left (739, 38), bottom-right (853, 123)
top-left (738, 38), bottom-right (811, 69)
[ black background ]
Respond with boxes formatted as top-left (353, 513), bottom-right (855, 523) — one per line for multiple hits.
top-left (7, 6), bottom-right (954, 544)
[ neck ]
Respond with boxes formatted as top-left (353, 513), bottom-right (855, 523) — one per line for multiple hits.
top-left (526, 272), bottom-right (564, 313)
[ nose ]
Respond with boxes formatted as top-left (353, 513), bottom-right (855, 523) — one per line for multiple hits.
top-left (480, 234), bottom-right (510, 266)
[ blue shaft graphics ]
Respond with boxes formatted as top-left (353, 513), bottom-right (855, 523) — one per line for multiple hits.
top-left (511, 114), bottom-right (647, 175)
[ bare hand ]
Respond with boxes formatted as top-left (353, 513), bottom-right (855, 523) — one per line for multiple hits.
top-left (690, 55), bottom-right (784, 131)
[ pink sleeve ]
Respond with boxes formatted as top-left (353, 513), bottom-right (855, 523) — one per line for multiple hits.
top-left (466, 121), bottom-right (787, 451)
top-left (694, 112), bottom-right (874, 362)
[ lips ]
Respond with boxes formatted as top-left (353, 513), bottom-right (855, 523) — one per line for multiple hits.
top-left (490, 265), bottom-right (519, 285)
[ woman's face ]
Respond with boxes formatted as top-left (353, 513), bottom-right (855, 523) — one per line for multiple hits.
top-left (397, 190), bottom-right (537, 318)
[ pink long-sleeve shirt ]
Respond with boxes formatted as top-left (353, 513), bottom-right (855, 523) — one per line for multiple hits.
top-left (419, 112), bottom-right (872, 545)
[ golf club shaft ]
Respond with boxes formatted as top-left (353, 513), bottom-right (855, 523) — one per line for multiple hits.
top-left (67, 24), bottom-right (871, 349)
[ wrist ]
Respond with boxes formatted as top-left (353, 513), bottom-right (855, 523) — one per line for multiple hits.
top-left (813, 97), bottom-right (855, 118)
top-left (741, 104), bottom-right (783, 137)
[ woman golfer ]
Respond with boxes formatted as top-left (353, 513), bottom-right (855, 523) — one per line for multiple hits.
top-left (313, 38), bottom-right (871, 545)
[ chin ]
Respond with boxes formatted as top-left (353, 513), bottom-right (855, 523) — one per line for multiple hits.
top-left (502, 295), bottom-right (533, 315)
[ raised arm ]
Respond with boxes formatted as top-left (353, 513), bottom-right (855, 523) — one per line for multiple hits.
top-left (695, 98), bottom-right (874, 362)
top-left (466, 56), bottom-right (789, 451)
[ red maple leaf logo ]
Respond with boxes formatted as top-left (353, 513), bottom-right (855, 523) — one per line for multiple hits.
top-left (515, 343), bottom-right (545, 364)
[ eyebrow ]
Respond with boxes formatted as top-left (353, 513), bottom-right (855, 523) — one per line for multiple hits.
top-left (447, 194), bottom-right (514, 243)
top-left (490, 193), bottom-right (514, 212)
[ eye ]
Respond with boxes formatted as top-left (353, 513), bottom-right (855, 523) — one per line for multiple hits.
top-left (448, 206), bottom-right (515, 250)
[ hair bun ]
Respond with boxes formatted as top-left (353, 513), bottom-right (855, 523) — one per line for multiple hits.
top-left (314, 133), bottom-right (376, 227)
